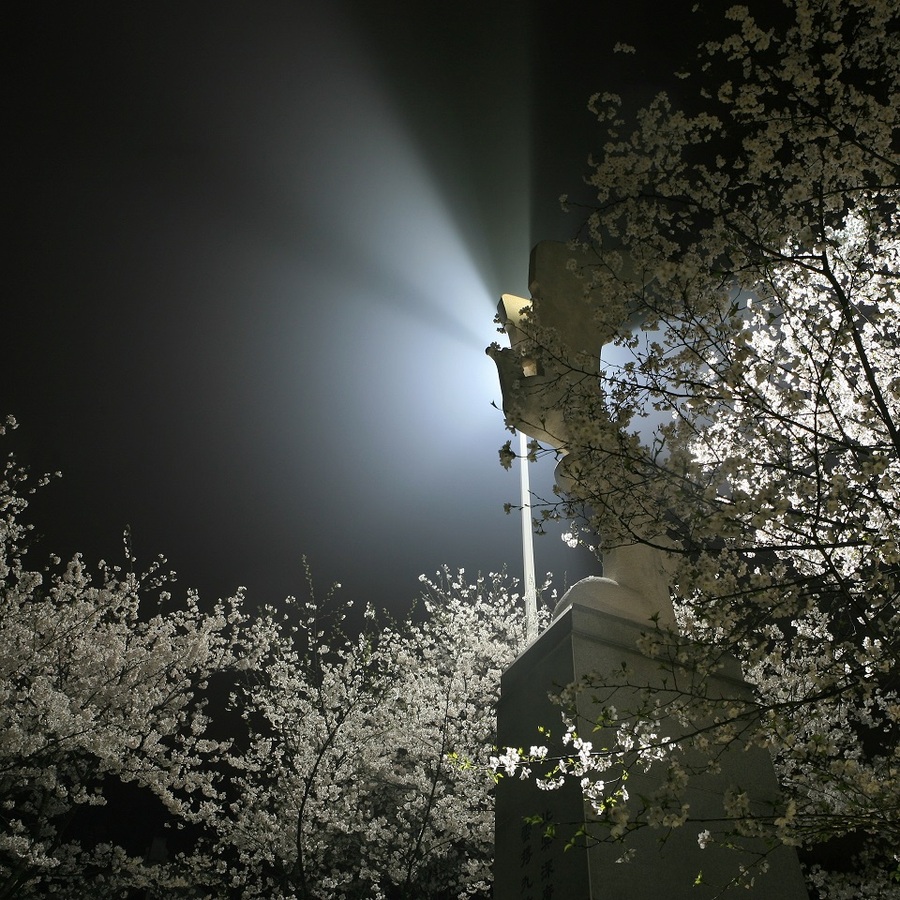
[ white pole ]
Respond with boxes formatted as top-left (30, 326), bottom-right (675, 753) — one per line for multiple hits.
top-left (519, 429), bottom-right (538, 642)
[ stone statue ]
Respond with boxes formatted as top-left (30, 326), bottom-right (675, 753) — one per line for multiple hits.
top-left (487, 241), bottom-right (677, 628)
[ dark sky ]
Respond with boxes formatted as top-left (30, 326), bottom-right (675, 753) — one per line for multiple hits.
top-left (5, 0), bottom-right (715, 614)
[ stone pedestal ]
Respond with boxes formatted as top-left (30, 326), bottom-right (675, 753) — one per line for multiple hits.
top-left (494, 593), bottom-right (809, 899)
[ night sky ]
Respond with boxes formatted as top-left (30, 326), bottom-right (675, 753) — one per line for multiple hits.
top-left (5, 1), bottom-right (715, 615)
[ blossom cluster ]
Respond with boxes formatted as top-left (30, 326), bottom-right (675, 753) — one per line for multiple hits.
top-left (0, 418), bottom-right (248, 898)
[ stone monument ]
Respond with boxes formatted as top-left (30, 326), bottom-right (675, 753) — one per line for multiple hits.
top-left (486, 240), bottom-right (676, 629)
top-left (488, 241), bottom-right (809, 899)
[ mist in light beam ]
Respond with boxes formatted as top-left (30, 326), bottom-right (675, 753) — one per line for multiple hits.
top-left (194, 0), bottom-right (571, 602)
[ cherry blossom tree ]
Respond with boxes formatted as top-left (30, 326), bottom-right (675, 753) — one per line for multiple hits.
top-left (0, 417), bottom-right (250, 898)
top-left (185, 566), bottom-right (548, 900)
top-left (492, 1), bottom-right (900, 895)
top-left (1, 416), bottom-right (552, 898)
